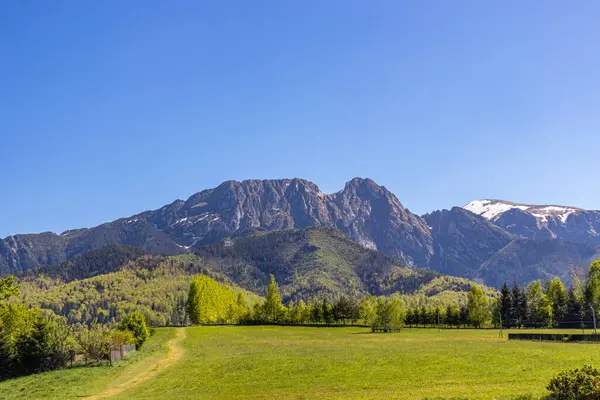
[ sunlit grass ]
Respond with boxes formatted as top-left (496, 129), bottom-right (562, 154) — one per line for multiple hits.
top-left (117, 326), bottom-right (600, 400)
top-left (3, 326), bottom-right (600, 399)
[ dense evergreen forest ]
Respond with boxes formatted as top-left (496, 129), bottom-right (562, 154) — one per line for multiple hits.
top-left (28, 245), bottom-right (149, 281)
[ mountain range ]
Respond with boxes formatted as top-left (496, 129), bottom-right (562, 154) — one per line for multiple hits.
top-left (2, 178), bottom-right (599, 287)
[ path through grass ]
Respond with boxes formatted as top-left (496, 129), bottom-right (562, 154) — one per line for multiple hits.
top-left (0, 327), bottom-right (178, 400)
top-left (86, 327), bottom-right (186, 399)
top-left (4, 326), bottom-right (600, 399)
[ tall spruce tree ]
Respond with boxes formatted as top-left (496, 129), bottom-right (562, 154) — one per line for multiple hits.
top-left (499, 282), bottom-right (512, 328)
top-left (459, 305), bottom-right (469, 328)
top-left (187, 279), bottom-right (200, 324)
top-left (511, 281), bottom-right (527, 328)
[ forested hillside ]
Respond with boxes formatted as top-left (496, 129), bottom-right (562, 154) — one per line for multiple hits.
top-left (194, 227), bottom-right (491, 302)
top-left (16, 229), bottom-right (495, 326)
top-left (28, 245), bottom-right (149, 281)
top-left (19, 254), bottom-right (261, 326)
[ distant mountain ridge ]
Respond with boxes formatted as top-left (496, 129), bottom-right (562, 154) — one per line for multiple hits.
top-left (463, 199), bottom-right (600, 244)
top-left (1, 178), bottom-right (599, 288)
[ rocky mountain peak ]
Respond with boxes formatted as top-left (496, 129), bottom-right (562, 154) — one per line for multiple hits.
top-left (464, 199), bottom-right (584, 223)
top-left (0, 177), bottom-right (439, 275)
top-left (464, 199), bottom-right (600, 245)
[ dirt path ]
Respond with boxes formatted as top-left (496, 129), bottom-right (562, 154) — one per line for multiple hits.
top-left (86, 327), bottom-right (186, 399)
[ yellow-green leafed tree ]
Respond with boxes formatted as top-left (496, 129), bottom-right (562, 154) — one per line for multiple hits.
top-left (467, 284), bottom-right (490, 328)
top-left (187, 275), bottom-right (241, 324)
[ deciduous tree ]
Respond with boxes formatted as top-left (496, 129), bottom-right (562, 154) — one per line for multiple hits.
top-left (467, 285), bottom-right (489, 328)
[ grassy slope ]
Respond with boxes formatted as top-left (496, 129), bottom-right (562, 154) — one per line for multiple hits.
top-left (0, 327), bottom-right (176, 400)
top-left (112, 326), bottom-right (600, 400)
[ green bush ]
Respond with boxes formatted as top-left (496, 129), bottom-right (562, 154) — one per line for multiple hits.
top-left (110, 330), bottom-right (136, 347)
top-left (75, 323), bottom-right (113, 361)
top-left (117, 312), bottom-right (150, 348)
top-left (547, 365), bottom-right (600, 399)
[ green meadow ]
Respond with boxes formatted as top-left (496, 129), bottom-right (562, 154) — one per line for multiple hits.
top-left (3, 326), bottom-right (600, 400)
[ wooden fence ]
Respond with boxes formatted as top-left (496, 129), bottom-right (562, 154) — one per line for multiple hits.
top-left (109, 344), bottom-right (136, 362)
top-left (508, 333), bottom-right (600, 342)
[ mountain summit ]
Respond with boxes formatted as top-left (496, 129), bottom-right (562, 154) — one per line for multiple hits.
top-left (0, 178), bottom-right (433, 274)
top-left (463, 199), bottom-right (600, 244)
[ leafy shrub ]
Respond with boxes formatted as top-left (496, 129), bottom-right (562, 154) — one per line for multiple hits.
top-left (110, 330), bottom-right (135, 347)
top-left (547, 365), bottom-right (600, 399)
top-left (117, 312), bottom-right (150, 348)
top-left (75, 323), bottom-right (113, 361)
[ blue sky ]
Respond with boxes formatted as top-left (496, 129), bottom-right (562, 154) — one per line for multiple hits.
top-left (1, 1), bottom-right (599, 237)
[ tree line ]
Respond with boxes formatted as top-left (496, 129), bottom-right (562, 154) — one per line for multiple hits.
top-left (492, 260), bottom-right (600, 329)
top-left (187, 260), bottom-right (600, 331)
top-left (186, 274), bottom-right (492, 331)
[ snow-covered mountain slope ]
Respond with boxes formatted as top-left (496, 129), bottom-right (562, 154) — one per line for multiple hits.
top-left (464, 200), bottom-right (581, 223)
top-left (464, 200), bottom-right (532, 221)
top-left (463, 199), bottom-right (600, 244)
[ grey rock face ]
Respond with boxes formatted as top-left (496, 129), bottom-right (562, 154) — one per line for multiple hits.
top-left (3, 183), bottom-right (598, 287)
top-left (0, 178), bottom-right (434, 274)
top-left (477, 238), bottom-right (598, 288)
top-left (423, 207), bottom-right (514, 278)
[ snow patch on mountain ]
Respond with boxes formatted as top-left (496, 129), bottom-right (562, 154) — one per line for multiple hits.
top-left (463, 200), bottom-right (528, 221)
top-left (464, 200), bottom-right (581, 225)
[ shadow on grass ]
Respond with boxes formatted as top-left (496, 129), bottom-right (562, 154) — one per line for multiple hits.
top-left (423, 395), bottom-right (543, 400)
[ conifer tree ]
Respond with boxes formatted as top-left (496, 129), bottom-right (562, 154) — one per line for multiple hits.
top-left (187, 279), bottom-right (200, 324)
top-left (511, 281), bottom-right (527, 328)
top-left (499, 282), bottom-right (512, 328)
top-left (459, 305), bottom-right (469, 328)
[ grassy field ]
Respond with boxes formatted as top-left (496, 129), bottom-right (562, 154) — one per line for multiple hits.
top-left (3, 326), bottom-right (600, 399)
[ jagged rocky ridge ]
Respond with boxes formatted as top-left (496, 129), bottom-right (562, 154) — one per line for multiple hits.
top-left (2, 179), bottom-right (599, 287)
top-left (1, 178), bottom-right (433, 275)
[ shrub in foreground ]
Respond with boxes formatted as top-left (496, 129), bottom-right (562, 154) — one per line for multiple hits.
top-left (547, 365), bottom-right (600, 399)
top-left (117, 312), bottom-right (150, 348)
top-left (75, 323), bottom-right (113, 361)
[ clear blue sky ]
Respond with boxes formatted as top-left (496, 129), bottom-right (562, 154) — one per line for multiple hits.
top-left (1, 1), bottom-right (599, 237)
